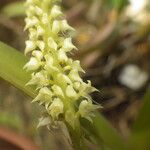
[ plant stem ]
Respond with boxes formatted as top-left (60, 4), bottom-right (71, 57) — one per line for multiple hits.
top-left (66, 123), bottom-right (87, 150)
top-left (81, 112), bottom-right (127, 150)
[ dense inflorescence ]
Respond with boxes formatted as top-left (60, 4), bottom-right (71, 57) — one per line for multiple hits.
top-left (24, 0), bottom-right (99, 128)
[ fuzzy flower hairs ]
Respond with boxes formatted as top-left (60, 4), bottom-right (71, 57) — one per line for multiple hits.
top-left (24, 0), bottom-right (100, 129)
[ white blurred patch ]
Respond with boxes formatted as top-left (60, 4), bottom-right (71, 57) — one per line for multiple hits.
top-left (119, 65), bottom-right (149, 90)
top-left (125, 0), bottom-right (149, 23)
top-left (128, 0), bottom-right (146, 15)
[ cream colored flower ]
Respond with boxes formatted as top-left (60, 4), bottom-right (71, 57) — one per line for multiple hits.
top-left (79, 100), bottom-right (100, 122)
top-left (49, 98), bottom-right (64, 119)
top-left (24, 0), bottom-right (100, 129)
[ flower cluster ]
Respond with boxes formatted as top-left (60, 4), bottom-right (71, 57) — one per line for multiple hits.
top-left (24, 0), bottom-right (99, 128)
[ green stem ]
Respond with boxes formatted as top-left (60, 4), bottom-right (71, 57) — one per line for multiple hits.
top-left (66, 123), bottom-right (87, 150)
top-left (81, 112), bottom-right (127, 150)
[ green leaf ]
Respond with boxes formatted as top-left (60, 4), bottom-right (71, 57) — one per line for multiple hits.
top-left (129, 87), bottom-right (150, 150)
top-left (0, 41), bottom-right (36, 97)
top-left (132, 87), bottom-right (150, 133)
top-left (129, 131), bottom-right (150, 150)
top-left (81, 112), bottom-right (127, 150)
top-left (1, 1), bottom-right (25, 18)
top-left (106, 0), bottom-right (129, 12)
top-left (0, 41), bottom-right (126, 149)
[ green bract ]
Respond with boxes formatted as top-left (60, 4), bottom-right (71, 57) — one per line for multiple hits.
top-left (24, 0), bottom-right (99, 128)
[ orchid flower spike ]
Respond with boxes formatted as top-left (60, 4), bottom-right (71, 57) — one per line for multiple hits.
top-left (24, 0), bottom-right (100, 130)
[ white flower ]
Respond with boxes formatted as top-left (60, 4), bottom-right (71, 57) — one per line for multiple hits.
top-left (32, 50), bottom-right (43, 61)
top-left (73, 82), bottom-right (81, 90)
top-left (29, 28), bottom-right (37, 40)
top-left (68, 69), bottom-right (82, 82)
top-left (51, 5), bottom-right (63, 18)
top-left (24, 57), bottom-right (41, 71)
top-left (32, 87), bottom-right (53, 108)
top-left (61, 20), bottom-right (75, 31)
top-left (49, 98), bottom-right (64, 119)
top-left (26, 71), bottom-right (49, 88)
top-left (42, 13), bottom-right (49, 24)
top-left (48, 37), bottom-right (57, 50)
top-left (37, 117), bottom-right (51, 128)
top-left (35, 6), bottom-right (43, 16)
top-left (26, 0), bottom-right (33, 5)
top-left (66, 85), bottom-right (77, 98)
top-left (45, 54), bottom-right (54, 66)
top-left (44, 54), bottom-right (59, 73)
top-left (57, 49), bottom-right (68, 62)
top-left (56, 73), bottom-right (71, 85)
top-left (37, 40), bottom-right (45, 51)
top-left (79, 100), bottom-right (99, 122)
top-left (62, 38), bottom-right (77, 52)
top-left (37, 25), bottom-right (45, 36)
top-left (25, 40), bottom-right (36, 54)
top-left (26, 5), bottom-right (35, 17)
top-left (25, 16), bottom-right (39, 29)
top-left (52, 20), bottom-right (61, 33)
top-left (72, 60), bottom-right (84, 72)
top-left (52, 20), bottom-right (75, 33)
top-left (52, 85), bottom-right (64, 98)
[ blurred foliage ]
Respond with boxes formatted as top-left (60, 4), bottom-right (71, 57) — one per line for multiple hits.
top-left (105, 0), bottom-right (129, 12)
top-left (132, 87), bottom-right (150, 133)
top-left (1, 1), bottom-right (25, 18)
top-left (0, 111), bottom-right (23, 130)
top-left (129, 88), bottom-right (150, 150)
